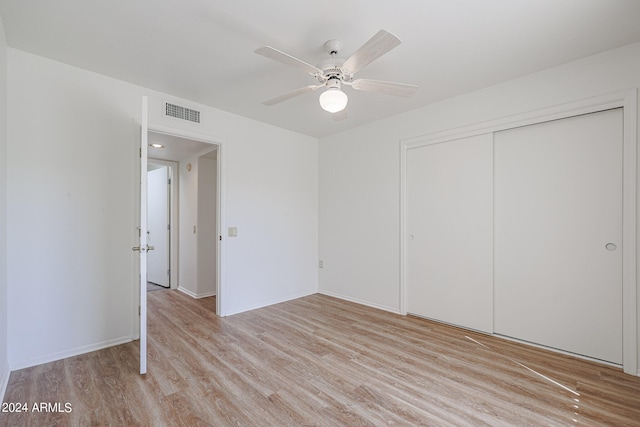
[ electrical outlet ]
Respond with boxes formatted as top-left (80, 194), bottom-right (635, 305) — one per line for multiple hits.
top-left (319, 260), bottom-right (323, 268)
top-left (228, 227), bottom-right (238, 237)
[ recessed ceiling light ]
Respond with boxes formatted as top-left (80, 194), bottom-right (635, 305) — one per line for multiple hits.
top-left (149, 143), bottom-right (165, 149)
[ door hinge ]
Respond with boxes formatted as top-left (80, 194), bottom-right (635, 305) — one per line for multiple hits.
top-left (138, 305), bottom-right (141, 316)
top-left (167, 269), bottom-right (170, 276)
top-left (168, 178), bottom-right (171, 185)
top-left (219, 235), bottom-right (222, 241)
top-left (167, 224), bottom-right (171, 230)
top-left (139, 148), bottom-right (142, 158)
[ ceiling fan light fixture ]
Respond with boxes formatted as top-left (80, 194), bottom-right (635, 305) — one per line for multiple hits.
top-left (319, 87), bottom-right (348, 113)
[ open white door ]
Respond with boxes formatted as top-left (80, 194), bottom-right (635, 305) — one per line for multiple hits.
top-left (147, 166), bottom-right (170, 287)
top-left (135, 96), bottom-right (149, 374)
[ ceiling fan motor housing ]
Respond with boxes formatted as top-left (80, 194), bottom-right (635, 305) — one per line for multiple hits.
top-left (316, 60), bottom-right (346, 79)
top-left (325, 78), bottom-right (341, 90)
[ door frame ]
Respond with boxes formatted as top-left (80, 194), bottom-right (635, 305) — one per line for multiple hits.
top-left (147, 123), bottom-right (225, 317)
top-left (400, 89), bottom-right (638, 375)
top-left (138, 96), bottom-right (149, 374)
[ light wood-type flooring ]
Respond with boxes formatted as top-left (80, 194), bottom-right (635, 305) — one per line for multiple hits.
top-left (2, 290), bottom-right (640, 426)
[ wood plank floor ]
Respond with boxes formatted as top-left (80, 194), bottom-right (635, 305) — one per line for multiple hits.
top-left (2, 290), bottom-right (640, 426)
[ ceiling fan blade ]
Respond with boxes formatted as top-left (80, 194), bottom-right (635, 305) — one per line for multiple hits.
top-left (341, 30), bottom-right (401, 75)
top-left (262, 85), bottom-right (322, 106)
top-left (351, 79), bottom-right (418, 97)
top-left (255, 46), bottom-right (322, 76)
top-left (332, 110), bottom-right (348, 121)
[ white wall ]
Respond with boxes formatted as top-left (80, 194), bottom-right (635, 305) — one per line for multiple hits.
top-left (178, 154), bottom-right (218, 298)
top-left (178, 154), bottom-right (217, 298)
top-left (0, 11), bottom-right (9, 399)
top-left (319, 42), bottom-right (640, 367)
top-left (178, 155), bottom-right (198, 296)
top-left (198, 156), bottom-right (217, 297)
top-left (7, 48), bottom-right (318, 369)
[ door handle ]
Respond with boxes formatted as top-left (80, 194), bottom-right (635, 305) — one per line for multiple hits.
top-left (132, 245), bottom-right (155, 252)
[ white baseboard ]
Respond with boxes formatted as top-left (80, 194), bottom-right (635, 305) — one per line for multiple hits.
top-left (9, 336), bottom-right (132, 372)
top-left (177, 286), bottom-right (216, 299)
top-left (318, 290), bottom-right (402, 314)
top-left (0, 365), bottom-right (10, 403)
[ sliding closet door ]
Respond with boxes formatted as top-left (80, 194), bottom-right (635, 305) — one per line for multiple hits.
top-left (494, 109), bottom-right (623, 364)
top-left (406, 134), bottom-right (493, 333)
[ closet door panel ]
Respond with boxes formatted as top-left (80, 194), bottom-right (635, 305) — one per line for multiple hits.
top-left (494, 109), bottom-right (623, 364)
top-left (406, 134), bottom-right (493, 333)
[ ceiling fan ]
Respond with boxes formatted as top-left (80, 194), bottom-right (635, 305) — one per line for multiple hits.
top-left (255, 30), bottom-right (418, 115)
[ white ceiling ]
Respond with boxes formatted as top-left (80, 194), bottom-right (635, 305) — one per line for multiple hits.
top-left (148, 130), bottom-right (216, 163)
top-left (2, 0), bottom-right (640, 138)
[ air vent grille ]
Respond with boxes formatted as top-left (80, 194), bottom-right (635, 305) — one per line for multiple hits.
top-left (165, 102), bottom-right (200, 123)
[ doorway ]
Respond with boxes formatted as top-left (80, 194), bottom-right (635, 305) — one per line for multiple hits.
top-left (146, 129), bottom-right (221, 314)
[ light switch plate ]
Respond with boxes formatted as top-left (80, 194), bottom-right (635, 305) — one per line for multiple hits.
top-left (228, 227), bottom-right (237, 237)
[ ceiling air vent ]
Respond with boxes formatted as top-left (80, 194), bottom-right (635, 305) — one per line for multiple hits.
top-left (165, 102), bottom-right (200, 123)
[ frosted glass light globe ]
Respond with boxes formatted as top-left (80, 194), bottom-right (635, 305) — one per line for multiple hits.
top-left (319, 88), bottom-right (348, 113)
